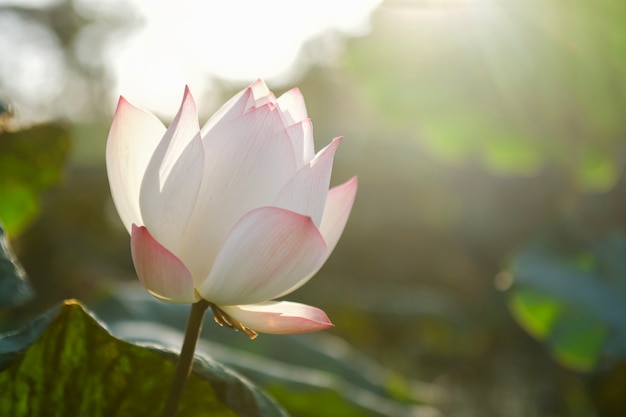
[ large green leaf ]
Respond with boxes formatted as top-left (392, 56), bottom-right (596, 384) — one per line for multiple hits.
top-left (505, 233), bottom-right (626, 371)
top-left (0, 224), bottom-right (32, 309)
top-left (0, 124), bottom-right (70, 237)
top-left (0, 300), bottom-right (288, 417)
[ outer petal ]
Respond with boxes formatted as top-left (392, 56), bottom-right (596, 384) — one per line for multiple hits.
top-left (196, 207), bottom-right (327, 306)
top-left (273, 137), bottom-right (342, 228)
top-left (139, 87), bottom-right (203, 255)
top-left (180, 104), bottom-right (298, 280)
top-left (106, 97), bottom-right (166, 233)
top-left (220, 301), bottom-right (333, 334)
top-left (277, 87), bottom-right (308, 125)
top-left (319, 176), bottom-right (358, 254)
top-left (131, 224), bottom-right (198, 304)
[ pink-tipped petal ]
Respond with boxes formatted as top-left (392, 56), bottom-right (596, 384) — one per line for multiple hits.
top-left (106, 97), bottom-right (166, 233)
top-left (197, 207), bottom-right (327, 306)
top-left (246, 79), bottom-right (276, 109)
top-left (277, 87), bottom-right (308, 125)
top-left (319, 177), bottom-right (358, 254)
top-left (131, 224), bottom-right (198, 304)
top-left (139, 87), bottom-right (203, 255)
top-left (181, 104), bottom-right (298, 280)
top-left (220, 301), bottom-right (333, 334)
top-left (273, 137), bottom-right (342, 227)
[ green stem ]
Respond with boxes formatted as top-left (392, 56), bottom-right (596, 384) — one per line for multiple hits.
top-left (161, 299), bottom-right (210, 417)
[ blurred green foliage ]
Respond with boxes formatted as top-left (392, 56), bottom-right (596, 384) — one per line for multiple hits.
top-left (346, 0), bottom-right (626, 191)
top-left (0, 124), bottom-right (70, 237)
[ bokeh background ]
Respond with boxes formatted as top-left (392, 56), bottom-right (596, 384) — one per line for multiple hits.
top-left (2, 0), bottom-right (626, 416)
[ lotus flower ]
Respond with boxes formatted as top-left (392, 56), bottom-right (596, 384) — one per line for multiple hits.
top-left (106, 80), bottom-right (357, 336)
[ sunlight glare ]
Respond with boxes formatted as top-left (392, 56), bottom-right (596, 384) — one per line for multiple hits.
top-left (104, 0), bottom-right (381, 115)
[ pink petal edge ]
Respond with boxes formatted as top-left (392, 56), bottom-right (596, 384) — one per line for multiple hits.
top-left (220, 301), bottom-right (333, 334)
top-left (130, 224), bottom-right (198, 304)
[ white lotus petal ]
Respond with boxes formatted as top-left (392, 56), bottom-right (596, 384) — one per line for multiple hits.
top-left (106, 97), bottom-right (166, 232)
top-left (197, 207), bottom-right (327, 305)
top-left (139, 87), bottom-right (203, 255)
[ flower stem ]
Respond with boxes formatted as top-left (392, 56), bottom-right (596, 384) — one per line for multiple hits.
top-left (162, 298), bottom-right (210, 417)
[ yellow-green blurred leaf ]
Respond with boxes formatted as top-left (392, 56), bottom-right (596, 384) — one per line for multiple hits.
top-left (509, 288), bottom-right (560, 340)
top-left (578, 152), bottom-right (619, 193)
top-left (482, 137), bottom-right (544, 177)
top-left (506, 233), bottom-right (626, 372)
top-left (509, 288), bottom-right (608, 371)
